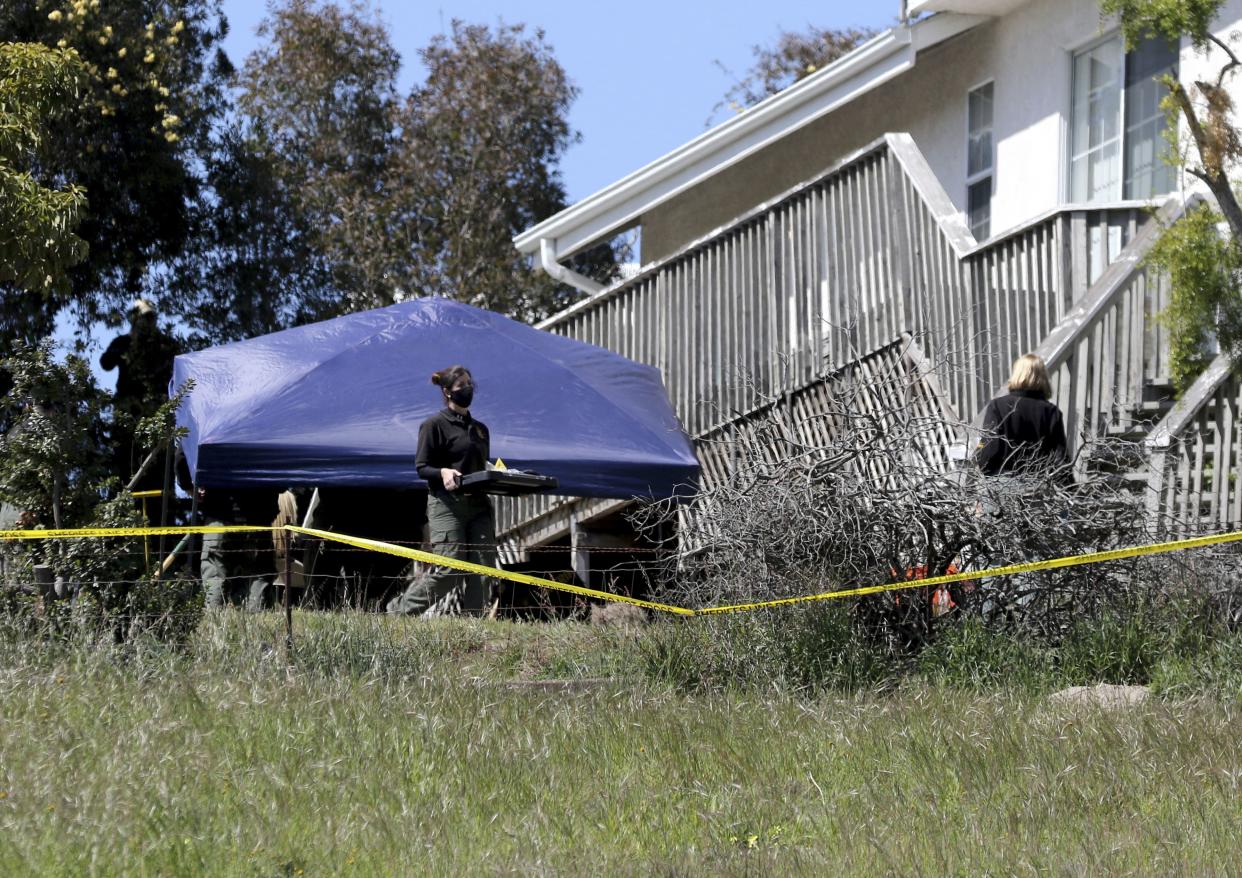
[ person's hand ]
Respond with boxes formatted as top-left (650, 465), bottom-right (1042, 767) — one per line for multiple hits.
top-left (441, 468), bottom-right (463, 491)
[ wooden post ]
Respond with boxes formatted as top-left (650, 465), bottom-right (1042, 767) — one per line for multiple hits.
top-left (283, 526), bottom-right (294, 655)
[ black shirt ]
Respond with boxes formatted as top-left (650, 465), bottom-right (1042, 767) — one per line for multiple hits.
top-left (976, 390), bottom-right (1068, 476)
top-left (100, 328), bottom-right (178, 418)
top-left (416, 408), bottom-right (490, 492)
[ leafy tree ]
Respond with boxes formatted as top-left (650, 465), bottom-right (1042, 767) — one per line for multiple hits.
top-left (0, 341), bottom-right (113, 530)
top-left (400, 20), bottom-right (607, 320)
top-left (1146, 202), bottom-right (1242, 388)
top-left (712, 25), bottom-right (877, 122)
top-left (0, 42), bottom-right (88, 315)
top-left (158, 122), bottom-right (337, 344)
top-left (1103, 0), bottom-right (1242, 387)
top-left (234, 0), bottom-right (405, 315)
top-left (0, 0), bottom-right (231, 343)
top-left (229, 4), bottom-right (610, 327)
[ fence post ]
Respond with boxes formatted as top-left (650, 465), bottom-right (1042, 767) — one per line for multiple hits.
top-left (283, 526), bottom-right (294, 655)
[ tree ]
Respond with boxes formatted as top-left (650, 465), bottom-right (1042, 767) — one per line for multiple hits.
top-left (0, 0), bottom-right (231, 343)
top-left (400, 20), bottom-right (604, 320)
top-left (230, 4), bottom-right (613, 326)
top-left (0, 42), bottom-right (88, 315)
top-left (234, 0), bottom-right (406, 315)
top-left (157, 122), bottom-right (338, 345)
top-left (712, 25), bottom-right (877, 122)
top-left (1102, 0), bottom-right (1242, 387)
top-left (0, 342), bottom-right (113, 530)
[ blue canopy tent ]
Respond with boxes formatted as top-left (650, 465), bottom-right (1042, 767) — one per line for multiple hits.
top-left (172, 298), bottom-right (699, 498)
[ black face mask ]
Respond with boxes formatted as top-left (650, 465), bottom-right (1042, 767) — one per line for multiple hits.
top-left (449, 386), bottom-right (474, 408)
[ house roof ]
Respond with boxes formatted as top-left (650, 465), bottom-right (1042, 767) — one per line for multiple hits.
top-left (513, 11), bottom-right (989, 263)
top-left (907, 0), bottom-right (1031, 16)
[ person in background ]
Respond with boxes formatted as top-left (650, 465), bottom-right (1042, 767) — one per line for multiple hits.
top-left (976, 353), bottom-right (1069, 477)
top-left (388, 365), bottom-right (496, 616)
top-left (101, 299), bottom-right (178, 489)
top-left (198, 487), bottom-right (278, 612)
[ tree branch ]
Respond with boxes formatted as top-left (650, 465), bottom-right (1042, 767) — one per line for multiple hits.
top-left (1207, 33), bottom-right (1242, 90)
top-left (1170, 81), bottom-right (1242, 241)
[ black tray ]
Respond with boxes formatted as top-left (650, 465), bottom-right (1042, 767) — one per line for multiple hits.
top-left (459, 470), bottom-right (559, 496)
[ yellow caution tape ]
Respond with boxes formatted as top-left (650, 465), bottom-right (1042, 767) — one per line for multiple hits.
top-left (0, 525), bottom-right (271, 540)
top-left (3, 523), bottom-right (1242, 617)
top-left (696, 527), bottom-right (1242, 615)
top-left (285, 525), bottom-right (694, 616)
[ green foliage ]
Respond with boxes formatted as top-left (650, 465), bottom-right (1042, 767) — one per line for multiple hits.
top-left (404, 20), bottom-right (608, 321)
top-left (233, 0), bottom-right (404, 316)
top-left (0, 341), bottom-right (113, 529)
top-left (915, 617), bottom-right (1056, 692)
top-left (222, 3), bottom-right (611, 329)
top-left (1056, 608), bottom-right (1171, 685)
top-left (1145, 202), bottom-right (1242, 389)
top-left (641, 603), bottom-right (897, 694)
top-left (160, 123), bottom-right (335, 344)
top-left (3, 615), bottom-right (1242, 873)
top-left (0, 42), bottom-right (88, 302)
top-left (712, 26), bottom-right (876, 121)
top-left (1101, 0), bottom-right (1223, 51)
top-left (133, 377), bottom-right (192, 453)
top-left (0, 0), bottom-right (231, 343)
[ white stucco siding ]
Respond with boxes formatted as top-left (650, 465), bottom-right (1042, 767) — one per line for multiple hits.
top-left (913, 0), bottom-right (1242, 237)
top-left (988, 0), bottom-right (1105, 232)
top-left (639, 0), bottom-right (1242, 262)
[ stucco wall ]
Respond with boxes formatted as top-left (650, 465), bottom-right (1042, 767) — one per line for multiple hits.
top-left (639, 0), bottom-right (1242, 265)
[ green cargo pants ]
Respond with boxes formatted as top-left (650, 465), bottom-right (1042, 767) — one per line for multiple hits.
top-left (387, 492), bottom-right (496, 616)
top-left (201, 525), bottom-right (272, 612)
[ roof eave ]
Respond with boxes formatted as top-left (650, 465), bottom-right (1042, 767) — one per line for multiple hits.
top-left (515, 12), bottom-right (990, 260)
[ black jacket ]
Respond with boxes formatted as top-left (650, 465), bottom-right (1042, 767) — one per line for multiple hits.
top-left (976, 390), bottom-right (1068, 476)
top-left (415, 408), bottom-right (490, 493)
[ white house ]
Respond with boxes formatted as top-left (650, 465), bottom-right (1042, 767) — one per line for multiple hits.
top-left (519, 0), bottom-right (1242, 273)
top-left (499, 0), bottom-right (1242, 568)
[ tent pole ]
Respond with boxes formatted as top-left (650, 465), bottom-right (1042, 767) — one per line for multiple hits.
top-left (156, 440), bottom-right (173, 576)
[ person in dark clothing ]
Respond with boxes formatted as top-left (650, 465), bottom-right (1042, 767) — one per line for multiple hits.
top-left (101, 299), bottom-right (179, 489)
top-left (197, 487), bottom-right (278, 611)
top-left (976, 353), bottom-right (1069, 476)
top-left (387, 365), bottom-right (497, 616)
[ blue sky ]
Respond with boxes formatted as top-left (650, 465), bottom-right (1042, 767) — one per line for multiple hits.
top-left (218, 0), bottom-right (899, 203)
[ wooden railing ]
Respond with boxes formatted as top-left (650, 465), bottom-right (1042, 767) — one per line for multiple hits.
top-left (498, 134), bottom-right (1185, 551)
top-left (681, 335), bottom-right (959, 553)
top-left (1145, 354), bottom-right (1242, 534)
top-left (976, 197), bottom-right (1191, 457)
top-left (964, 203), bottom-right (1160, 413)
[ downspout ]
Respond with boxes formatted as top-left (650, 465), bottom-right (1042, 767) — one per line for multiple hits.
top-left (539, 238), bottom-right (604, 296)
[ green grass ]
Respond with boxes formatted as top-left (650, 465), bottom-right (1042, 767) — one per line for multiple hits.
top-left (1, 611), bottom-right (1241, 875)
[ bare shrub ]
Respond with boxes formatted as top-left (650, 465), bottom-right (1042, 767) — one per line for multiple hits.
top-left (639, 337), bottom-right (1241, 675)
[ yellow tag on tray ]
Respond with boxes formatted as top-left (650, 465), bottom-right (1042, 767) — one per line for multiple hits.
top-left (492, 458), bottom-right (508, 471)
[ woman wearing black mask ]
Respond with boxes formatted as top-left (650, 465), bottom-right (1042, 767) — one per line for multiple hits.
top-left (388, 365), bottom-right (497, 616)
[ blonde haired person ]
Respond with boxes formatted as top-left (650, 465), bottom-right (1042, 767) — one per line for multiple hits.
top-left (975, 353), bottom-right (1068, 476)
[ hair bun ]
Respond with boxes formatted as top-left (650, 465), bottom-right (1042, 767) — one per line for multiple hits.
top-left (430, 371), bottom-right (443, 386)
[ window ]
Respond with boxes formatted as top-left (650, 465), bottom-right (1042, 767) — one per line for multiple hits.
top-left (1070, 35), bottom-right (1178, 202)
top-left (967, 82), bottom-right (994, 239)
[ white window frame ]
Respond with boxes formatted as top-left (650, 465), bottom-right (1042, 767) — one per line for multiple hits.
top-left (1067, 30), bottom-right (1180, 204)
top-left (965, 78), bottom-right (995, 240)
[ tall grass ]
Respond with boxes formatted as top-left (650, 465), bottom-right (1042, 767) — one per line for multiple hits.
top-left (1, 611), bottom-right (1241, 874)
